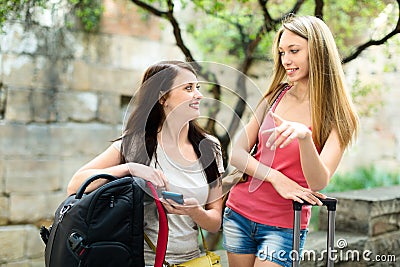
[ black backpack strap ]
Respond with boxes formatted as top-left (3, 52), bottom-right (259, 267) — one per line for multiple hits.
top-left (75, 174), bottom-right (118, 199)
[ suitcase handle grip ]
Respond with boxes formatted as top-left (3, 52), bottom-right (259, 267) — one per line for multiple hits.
top-left (75, 174), bottom-right (118, 199)
top-left (293, 197), bottom-right (337, 211)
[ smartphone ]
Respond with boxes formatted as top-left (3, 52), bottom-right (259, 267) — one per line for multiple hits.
top-left (162, 191), bottom-right (184, 204)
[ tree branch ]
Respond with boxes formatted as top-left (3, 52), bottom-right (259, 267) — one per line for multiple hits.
top-left (258, 0), bottom-right (275, 31)
top-left (165, 0), bottom-right (196, 62)
top-left (276, 0), bottom-right (305, 23)
top-left (314, 0), bottom-right (324, 19)
top-left (189, 2), bottom-right (270, 144)
top-left (343, 0), bottom-right (400, 64)
top-left (131, 0), bottom-right (222, 137)
top-left (289, 0), bottom-right (305, 15)
top-left (130, 0), bottom-right (167, 17)
top-left (131, 0), bottom-right (195, 62)
top-left (223, 0), bottom-right (280, 145)
top-left (130, 0), bottom-right (400, 162)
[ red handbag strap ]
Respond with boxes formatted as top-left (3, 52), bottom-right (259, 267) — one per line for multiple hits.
top-left (147, 181), bottom-right (168, 267)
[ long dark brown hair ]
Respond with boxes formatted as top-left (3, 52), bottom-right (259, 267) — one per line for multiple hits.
top-left (121, 60), bottom-right (221, 186)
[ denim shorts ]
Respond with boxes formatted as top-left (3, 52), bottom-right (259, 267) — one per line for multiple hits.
top-left (222, 207), bottom-right (308, 267)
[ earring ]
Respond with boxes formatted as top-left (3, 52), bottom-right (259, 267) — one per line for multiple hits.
top-left (159, 98), bottom-right (167, 107)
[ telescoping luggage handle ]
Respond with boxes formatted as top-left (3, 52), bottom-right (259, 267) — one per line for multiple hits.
top-left (292, 197), bottom-right (337, 267)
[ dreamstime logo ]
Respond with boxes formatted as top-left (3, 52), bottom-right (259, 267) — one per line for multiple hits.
top-left (258, 238), bottom-right (397, 263)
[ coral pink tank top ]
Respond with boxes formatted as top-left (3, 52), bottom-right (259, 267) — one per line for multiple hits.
top-left (226, 86), bottom-right (313, 229)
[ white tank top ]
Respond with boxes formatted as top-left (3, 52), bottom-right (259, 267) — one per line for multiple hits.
top-left (112, 137), bottom-right (224, 265)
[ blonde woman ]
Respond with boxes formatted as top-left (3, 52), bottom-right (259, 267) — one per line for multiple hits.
top-left (223, 15), bottom-right (359, 267)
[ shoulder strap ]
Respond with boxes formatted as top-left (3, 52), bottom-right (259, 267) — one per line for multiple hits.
top-left (144, 233), bottom-right (171, 267)
top-left (144, 226), bottom-right (209, 267)
top-left (252, 83), bottom-right (291, 157)
top-left (253, 84), bottom-right (290, 153)
top-left (146, 181), bottom-right (169, 267)
top-left (198, 227), bottom-right (209, 252)
top-left (270, 83), bottom-right (291, 111)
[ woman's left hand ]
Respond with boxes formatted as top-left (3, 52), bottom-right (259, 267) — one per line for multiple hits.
top-left (262, 112), bottom-right (311, 150)
top-left (161, 197), bottom-right (202, 216)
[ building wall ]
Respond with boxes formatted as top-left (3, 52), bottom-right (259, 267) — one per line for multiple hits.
top-left (0, 0), bottom-right (183, 265)
top-left (340, 44), bottom-right (400, 173)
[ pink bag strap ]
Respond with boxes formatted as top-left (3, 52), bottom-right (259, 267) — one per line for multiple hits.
top-left (271, 84), bottom-right (292, 112)
top-left (146, 181), bottom-right (168, 267)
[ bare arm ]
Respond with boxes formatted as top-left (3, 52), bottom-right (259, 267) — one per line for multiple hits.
top-left (230, 101), bottom-right (268, 179)
top-left (298, 128), bottom-right (344, 191)
top-left (162, 183), bottom-right (223, 233)
top-left (191, 184), bottom-right (223, 233)
top-left (266, 112), bottom-right (344, 191)
top-left (67, 144), bottom-right (169, 195)
top-left (231, 105), bottom-right (325, 205)
top-left (163, 140), bottom-right (225, 233)
top-left (67, 145), bottom-right (129, 195)
top-left (194, 198), bottom-right (223, 233)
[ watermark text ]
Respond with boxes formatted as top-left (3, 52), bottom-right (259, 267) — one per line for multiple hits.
top-left (258, 238), bottom-right (397, 263)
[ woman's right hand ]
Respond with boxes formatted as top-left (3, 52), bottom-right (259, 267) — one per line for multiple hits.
top-left (126, 162), bottom-right (169, 189)
top-left (269, 171), bottom-right (325, 205)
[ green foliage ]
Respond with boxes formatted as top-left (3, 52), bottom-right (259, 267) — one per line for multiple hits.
top-left (383, 35), bottom-right (400, 72)
top-left (310, 165), bottom-right (400, 231)
top-left (323, 1), bottom-right (391, 56)
top-left (351, 76), bottom-right (383, 116)
top-left (184, 0), bottom-right (397, 115)
top-left (323, 165), bottom-right (400, 193)
top-left (0, 0), bottom-right (104, 32)
top-left (183, 0), bottom-right (398, 70)
top-left (2, 0), bottom-right (397, 62)
top-left (68, 0), bottom-right (104, 32)
top-left (0, 0), bottom-right (46, 28)
top-left (189, 1), bottom-right (269, 63)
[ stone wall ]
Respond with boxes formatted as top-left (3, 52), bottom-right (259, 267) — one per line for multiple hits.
top-left (0, 0), bottom-right (182, 265)
top-left (339, 44), bottom-right (400, 174)
top-left (1, 1), bottom-right (400, 266)
top-left (303, 186), bottom-right (400, 266)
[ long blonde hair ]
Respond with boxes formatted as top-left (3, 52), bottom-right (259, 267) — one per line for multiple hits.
top-left (265, 15), bottom-right (359, 149)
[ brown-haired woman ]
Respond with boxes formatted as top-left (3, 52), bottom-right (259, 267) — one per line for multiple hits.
top-left (67, 61), bottom-right (224, 266)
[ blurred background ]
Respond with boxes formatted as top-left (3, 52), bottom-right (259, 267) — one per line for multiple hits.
top-left (0, 0), bottom-right (399, 266)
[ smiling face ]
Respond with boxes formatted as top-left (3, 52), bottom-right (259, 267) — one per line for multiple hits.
top-left (162, 68), bottom-right (203, 121)
top-left (278, 29), bottom-right (309, 85)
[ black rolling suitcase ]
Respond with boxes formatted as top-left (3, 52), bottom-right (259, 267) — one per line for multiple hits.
top-left (292, 197), bottom-right (337, 267)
